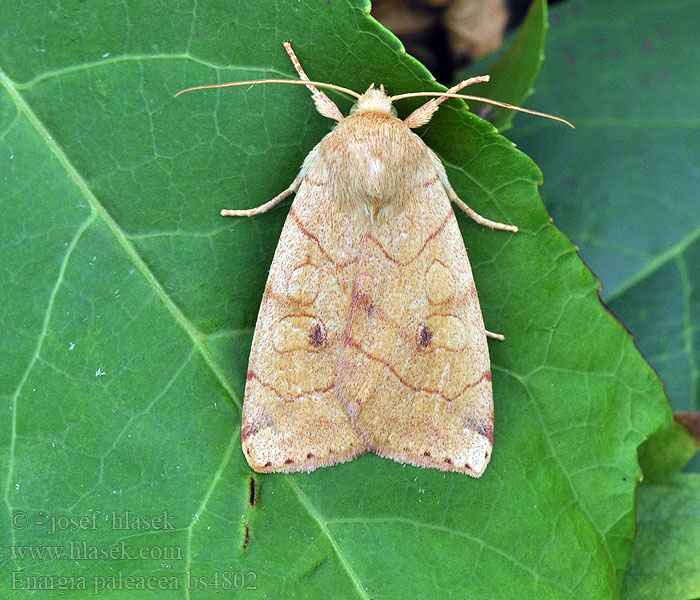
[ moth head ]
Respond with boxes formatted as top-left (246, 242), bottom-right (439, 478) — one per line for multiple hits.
top-left (349, 84), bottom-right (398, 118)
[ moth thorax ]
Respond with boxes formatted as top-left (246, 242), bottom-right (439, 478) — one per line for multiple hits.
top-left (319, 111), bottom-right (427, 218)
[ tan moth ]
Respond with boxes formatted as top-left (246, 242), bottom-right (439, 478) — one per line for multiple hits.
top-left (177, 43), bottom-right (572, 477)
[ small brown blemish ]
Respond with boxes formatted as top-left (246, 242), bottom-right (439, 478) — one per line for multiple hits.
top-left (264, 461), bottom-right (272, 468)
top-left (418, 325), bottom-right (433, 348)
top-left (284, 458), bottom-right (294, 464)
top-left (248, 476), bottom-right (258, 507)
top-left (309, 322), bottom-right (326, 348)
top-left (246, 370), bottom-right (255, 381)
top-left (444, 457), bottom-right (453, 465)
top-left (242, 523), bottom-right (250, 550)
top-left (423, 451), bottom-right (431, 457)
top-left (306, 453), bottom-right (315, 459)
top-left (464, 462), bottom-right (472, 470)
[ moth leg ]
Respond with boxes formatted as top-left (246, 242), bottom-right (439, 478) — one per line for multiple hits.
top-left (485, 329), bottom-right (505, 341)
top-left (445, 183), bottom-right (518, 233)
top-left (221, 173), bottom-right (302, 218)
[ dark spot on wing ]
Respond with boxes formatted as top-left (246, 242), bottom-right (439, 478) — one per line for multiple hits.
top-left (418, 325), bottom-right (433, 348)
top-left (309, 322), bottom-right (326, 348)
top-left (241, 422), bottom-right (259, 441)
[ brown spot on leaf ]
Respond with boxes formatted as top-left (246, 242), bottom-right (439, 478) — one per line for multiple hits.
top-left (242, 523), bottom-right (250, 550)
top-left (306, 453), bottom-right (315, 459)
top-left (444, 457), bottom-right (453, 465)
top-left (284, 458), bottom-right (294, 464)
top-left (264, 461), bottom-right (272, 468)
top-left (248, 476), bottom-right (258, 507)
top-left (309, 322), bottom-right (326, 348)
top-left (676, 412), bottom-right (700, 438)
top-left (423, 451), bottom-right (431, 457)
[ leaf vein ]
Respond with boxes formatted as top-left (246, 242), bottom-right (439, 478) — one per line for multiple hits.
top-left (2, 213), bottom-right (95, 567)
top-left (286, 477), bottom-right (371, 600)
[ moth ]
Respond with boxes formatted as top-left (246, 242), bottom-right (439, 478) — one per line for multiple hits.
top-left (177, 43), bottom-right (571, 477)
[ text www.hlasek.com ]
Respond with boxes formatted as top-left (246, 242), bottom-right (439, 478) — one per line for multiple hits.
top-left (10, 540), bottom-right (181, 561)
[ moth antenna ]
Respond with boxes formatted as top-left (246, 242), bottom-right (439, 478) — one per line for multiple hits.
top-left (175, 40), bottom-right (360, 122)
top-left (402, 76), bottom-right (490, 128)
top-left (283, 42), bottom-right (345, 122)
top-left (397, 83), bottom-right (574, 129)
top-left (174, 78), bottom-right (360, 105)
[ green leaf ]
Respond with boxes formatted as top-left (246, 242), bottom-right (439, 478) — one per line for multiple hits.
top-left (622, 474), bottom-right (700, 600)
top-left (638, 417), bottom-right (700, 483)
top-left (0, 1), bottom-right (669, 598)
top-left (509, 0), bottom-right (700, 421)
top-left (467, 0), bottom-right (548, 132)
